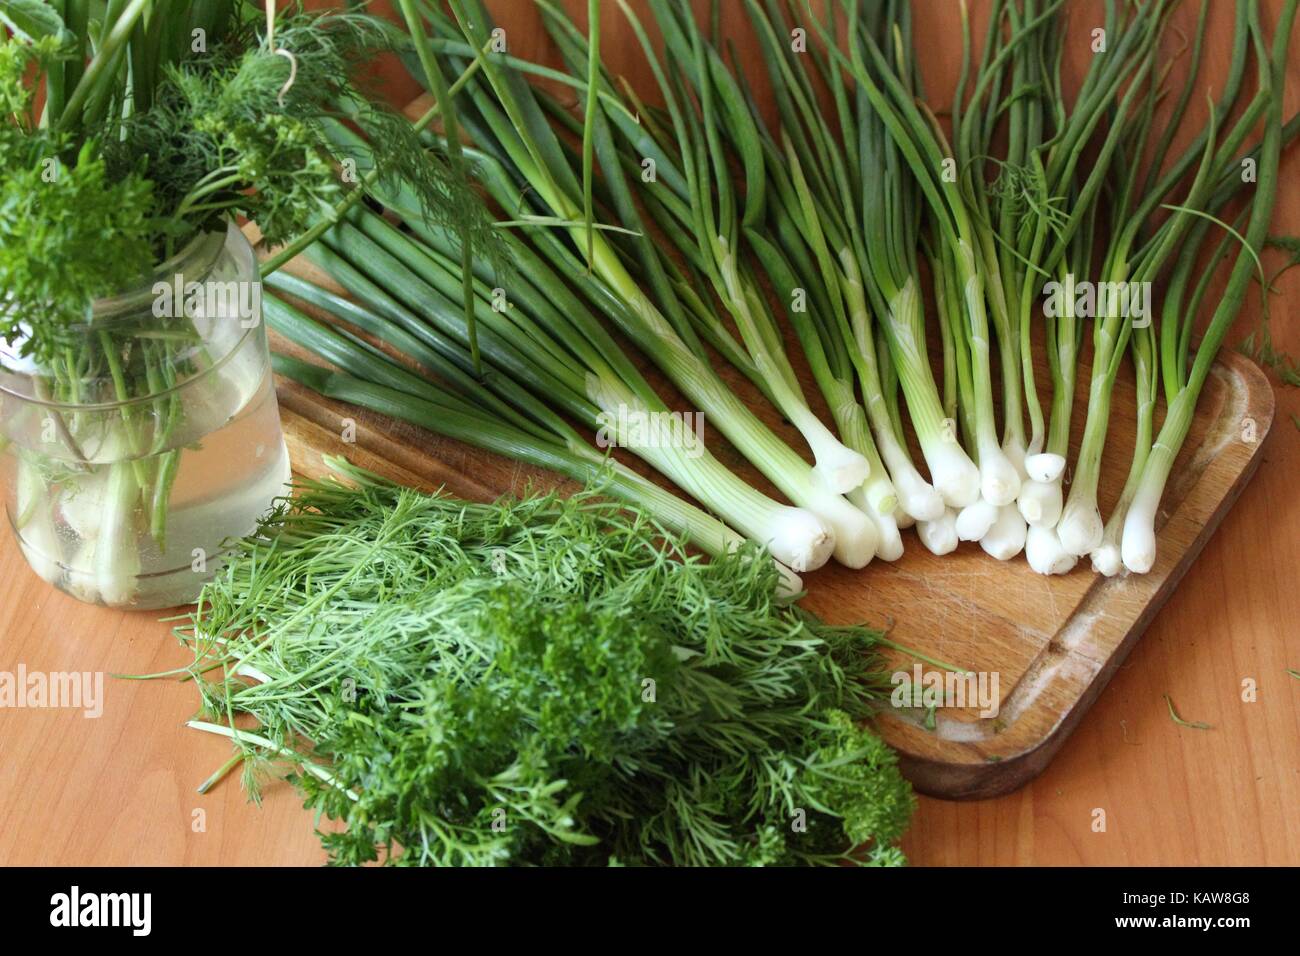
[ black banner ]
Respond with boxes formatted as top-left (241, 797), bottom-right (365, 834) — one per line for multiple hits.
top-left (1, 866), bottom-right (1289, 940)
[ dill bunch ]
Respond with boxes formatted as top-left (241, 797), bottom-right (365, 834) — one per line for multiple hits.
top-left (107, 9), bottom-right (494, 251)
top-left (180, 464), bottom-right (913, 867)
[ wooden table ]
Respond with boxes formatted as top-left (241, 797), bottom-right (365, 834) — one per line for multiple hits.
top-left (2, 1), bottom-right (1298, 866)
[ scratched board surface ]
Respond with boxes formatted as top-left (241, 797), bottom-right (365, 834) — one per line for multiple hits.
top-left (270, 238), bottom-right (1273, 799)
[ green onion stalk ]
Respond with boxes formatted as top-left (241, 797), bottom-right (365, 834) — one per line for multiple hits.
top-left (1009, 2), bottom-right (1069, 529)
top-left (265, 293), bottom-right (804, 598)
top-left (1052, 0), bottom-right (1185, 556)
top-left (840, 1), bottom-right (985, 539)
top-left (1058, 0), bottom-right (1279, 561)
top-left (537, 0), bottom-right (900, 559)
top-left (766, 234), bottom-right (907, 560)
top-left (623, 0), bottom-right (963, 558)
top-left (1095, 1), bottom-right (1288, 572)
top-left (456, 157), bottom-right (838, 570)
top-left (537, 0), bottom-right (902, 557)
top-left (820, 2), bottom-right (1021, 519)
top-left (972, 0), bottom-right (1193, 568)
top-left (1093, 212), bottom-right (1239, 572)
top-left (1121, 0), bottom-right (1296, 573)
top-left (526, 0), bottom-right (877, 562)
top-left (953, 0), bottom-right (1166, 559)
top-left (545, 0), bottom-right (875, 507)
top-left (953, 0), bottom-right (1111, 559)
top-left (1085, 15), bottom-right (1212, 575)
top-left (949, 0), bottom-right (1035, 553)
top-left (921, 238), bottom-right (974, 554)
top-left (723, 0), bottom-right (956, 557)
top-left (1023, 251), bottom-right (1085, 574)
top-left (824, 3), bottom-right (987, 554)
top-left (1004, 0), bottom-right (1162, 569)
top-left (409, 0), bottom-right (876, 567)
top-left (1089, 308), bottom-right (1159, 576)
top-left (275, 121), bottom-right (834, 574)
top-left (267, 308), bottom-right (806, 598)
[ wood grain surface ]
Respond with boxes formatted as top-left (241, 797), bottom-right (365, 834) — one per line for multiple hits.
top-left (2, 1), bottom-right (1299, 866)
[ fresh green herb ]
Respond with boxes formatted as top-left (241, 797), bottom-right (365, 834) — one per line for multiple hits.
top-left (0, 138), bottom-right (159, 363)
top-left (1240, 323), bottom-right (1300, 387)
top-left (0, 3), bottom-right (495, 365)
top-left (872, 636), bottom-right (970, 675)
top-left (1, 2), bottom-right (501, 607)
top-left (1163, 694), bottom-right (1213, 731)
top-left (175, 463), bottom-right (913, 867)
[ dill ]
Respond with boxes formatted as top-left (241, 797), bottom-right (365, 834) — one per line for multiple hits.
top-left (172, 461), bottom-right (914, 867)
top-left (1163, 694), bottom-right (1214, 732)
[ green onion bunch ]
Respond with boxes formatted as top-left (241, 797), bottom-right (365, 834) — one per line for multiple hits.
top-left (277, 0), bottom-right (1295, 583)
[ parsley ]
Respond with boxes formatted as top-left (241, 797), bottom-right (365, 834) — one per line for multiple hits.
top-left (0, 139), bottom-right (159, 363)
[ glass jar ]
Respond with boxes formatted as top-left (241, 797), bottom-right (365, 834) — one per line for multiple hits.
top-left (1, 223), bottom-right (291, 609)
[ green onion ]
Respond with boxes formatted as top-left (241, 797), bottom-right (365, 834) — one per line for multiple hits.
top-left (311, 118), bottom-right (836, 573)
top-left (559, 0), bottom-right (874, 501)
top-left (1122, 0), bottom-right (1296, 573)
top-left (266, 294), bottom-right (809, 596)
top-left (841, 2), bottom-right (982, 520)
top-left (415, 0), bottom-right (877, 567)
top-left (818, 3), bottom-right (1020, 513)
